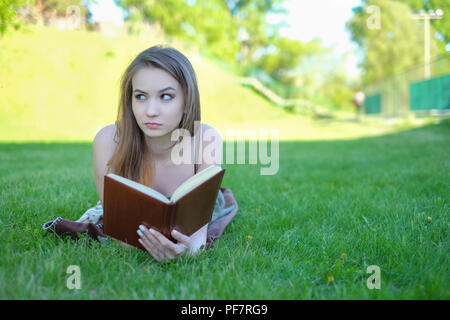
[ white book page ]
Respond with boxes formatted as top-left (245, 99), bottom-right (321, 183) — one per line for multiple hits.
top-left (106, 173), bottom-right (170, 204)
top-left (170, 165), bottom-right (222, 202)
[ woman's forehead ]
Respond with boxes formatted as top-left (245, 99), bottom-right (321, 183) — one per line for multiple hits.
top-left (132, 66), bottom-right (180, 92)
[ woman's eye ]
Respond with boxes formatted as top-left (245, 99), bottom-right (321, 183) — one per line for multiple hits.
top-left (161, 94), bottom-right (173, 101)
top-left (134, 94), bottom-right (172, 101)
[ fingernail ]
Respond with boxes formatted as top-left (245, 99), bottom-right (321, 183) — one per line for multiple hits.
top-left (139, 225), bottom-right (146, 232)
top-left (149, 228), bottom-right (155, 235)
top-left (137, 230), bottom-right (143, 237)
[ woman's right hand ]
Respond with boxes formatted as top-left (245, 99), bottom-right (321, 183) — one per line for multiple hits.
top-left (137, 225), bottom-right (206, 263)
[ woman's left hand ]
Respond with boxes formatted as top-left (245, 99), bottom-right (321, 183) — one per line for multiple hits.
top-left (137, 225), bottom-right (203, 263)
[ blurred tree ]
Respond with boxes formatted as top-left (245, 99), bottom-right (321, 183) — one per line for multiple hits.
top-left (394, 0), bottom-right (449, 51)
top-left (291, 44), bottom-right (355, 110)
top-left (317, 60), bottom-right (356, 111)
top-left (223, 0), bottom-right (287, 66)
top-left (118, 0), bottom-right (287, 66)
top-left (119, 0), bottom-right (240, 64)
top-left (0, 0), bottom-right (31, 36)
top-left (252, 36), bottom-right (324, 86)
top-left (34, 0), bottom-right (93, 24)
top-left (188, 0), bottom-right (241, 64)
top-left (346, 0), bottom-right (438, 85)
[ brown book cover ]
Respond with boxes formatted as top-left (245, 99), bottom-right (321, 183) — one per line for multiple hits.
top-left (103, 165), bottom-right (225, 250)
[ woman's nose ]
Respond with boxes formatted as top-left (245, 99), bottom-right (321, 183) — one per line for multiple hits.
top-left (146, 98), bottom-right (160, 116)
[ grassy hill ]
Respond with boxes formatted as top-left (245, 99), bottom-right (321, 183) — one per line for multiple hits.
top-left (0, 25), bottom-right (295, 142)
top-left (1, 24), bottom-right (436, 142)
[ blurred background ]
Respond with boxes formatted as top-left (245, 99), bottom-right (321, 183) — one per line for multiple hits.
top-left (0, 0), bottom-right (449, 142)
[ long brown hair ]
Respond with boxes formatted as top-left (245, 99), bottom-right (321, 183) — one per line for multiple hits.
top-left (106, 45), bottom-right (201, 187)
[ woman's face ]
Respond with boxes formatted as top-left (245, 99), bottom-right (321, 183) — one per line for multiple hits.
top-left (131, 66), bottom-right (185, 139)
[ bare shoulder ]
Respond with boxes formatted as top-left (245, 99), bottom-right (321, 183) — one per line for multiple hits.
top-left (198, 123), bottom-right (223, 169)
top-left (93, 124), bottom-right (118, 167)
top-left (201, 123), bottom-right (213, 131)
top-left (201, 123), bottom-right (222, 140)
top-left (93, 124), bottom-right (118, 151)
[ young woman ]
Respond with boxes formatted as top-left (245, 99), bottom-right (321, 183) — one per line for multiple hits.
top-left (44, 45), bottom-right (238, 263)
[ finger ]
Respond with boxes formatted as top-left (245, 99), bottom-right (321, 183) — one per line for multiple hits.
top-left (138, 238), bottom-right (163, 262)
top-left (140, 227), bottom-right (179, 261)
top-left (149, 228), bottom-right (182, 257)
top-left (171, 229), bottom-right (191, 246)
top-left (150, 229), bottom-right (187, 259)
top-left (139, 226), bottom-right (162, 250)
top-left (149, 228), bottom-right (172, 247)
top-left (138, 228), bottom-right (165, 261)
top-left (139, 226), bottom-right (185, 260)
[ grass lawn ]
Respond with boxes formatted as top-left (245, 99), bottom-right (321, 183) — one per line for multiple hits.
top-left (0, 119), bottom-right (448, 299)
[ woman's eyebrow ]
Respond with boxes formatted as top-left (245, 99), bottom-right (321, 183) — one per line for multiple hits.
top-left (133, 87), bottom-right (176, 94)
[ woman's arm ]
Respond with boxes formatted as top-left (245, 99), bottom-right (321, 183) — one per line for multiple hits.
top-left (196, 123), bottom-right (223, 172)
top-left (93, 124), bottom-right (117, 205)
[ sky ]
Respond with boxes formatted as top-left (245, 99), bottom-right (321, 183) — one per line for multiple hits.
top-left (89, 0), bottom-right (362, 77)
top-left (88, 0), bottom-right (125, 25)
top-left (266, 0), bottom-right (363, 77)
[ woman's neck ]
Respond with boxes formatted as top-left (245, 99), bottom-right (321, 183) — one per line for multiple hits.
top-left (144, 133), bottom-right (180, 160)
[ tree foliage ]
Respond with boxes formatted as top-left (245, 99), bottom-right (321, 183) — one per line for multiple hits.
top-left (394, 0), bottom-right (449, 50)
top-left (35, 0), bottom-right (94, 24)
top-left (252, 37), bottom-right (324, 85)
top-left (0, 0), bottom-right (31, 35)
top-left (118, 0), bottom-right (288, 69)
top-left (224, 0), bottom-right (287, 64)
top-left (0, 0), bottom-right (96, 35)
top-left (119, 0), bottom-right (240, 64)
top-left (346, 0), bottom-right (440, 85)
top-left (36, 0), bottom-right (89, 16)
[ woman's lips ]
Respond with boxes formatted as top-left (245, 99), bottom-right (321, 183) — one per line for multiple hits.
top-left (145, 122), bottom-right (162, 129)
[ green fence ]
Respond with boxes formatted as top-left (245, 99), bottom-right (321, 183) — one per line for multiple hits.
top-left (410, 74), bottom-right (450, 111)
top-left (363, 54), bottom-right (450, 116)
top-left (364, 93), bottom-right (382, 114)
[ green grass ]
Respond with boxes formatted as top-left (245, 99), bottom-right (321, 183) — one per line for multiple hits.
top-left (1, 23), bottom-right (448, 300)
top-left (0, 120), bottom-right (448, 299)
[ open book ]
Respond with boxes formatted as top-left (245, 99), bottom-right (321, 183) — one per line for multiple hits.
top-left (103, 165), bottom-right (225, 250)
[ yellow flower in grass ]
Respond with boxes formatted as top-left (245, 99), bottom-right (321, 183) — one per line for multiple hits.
top-left (327, 275), bottom-right (334, 283)
top-left (341, 253), bottom-right (347, 259)
top-left (372, 228), bottom-right (376, 233)
top-left (427, 216), bottom-right (432, 222)
top-left (247, 235), bottom-right (253, 240)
